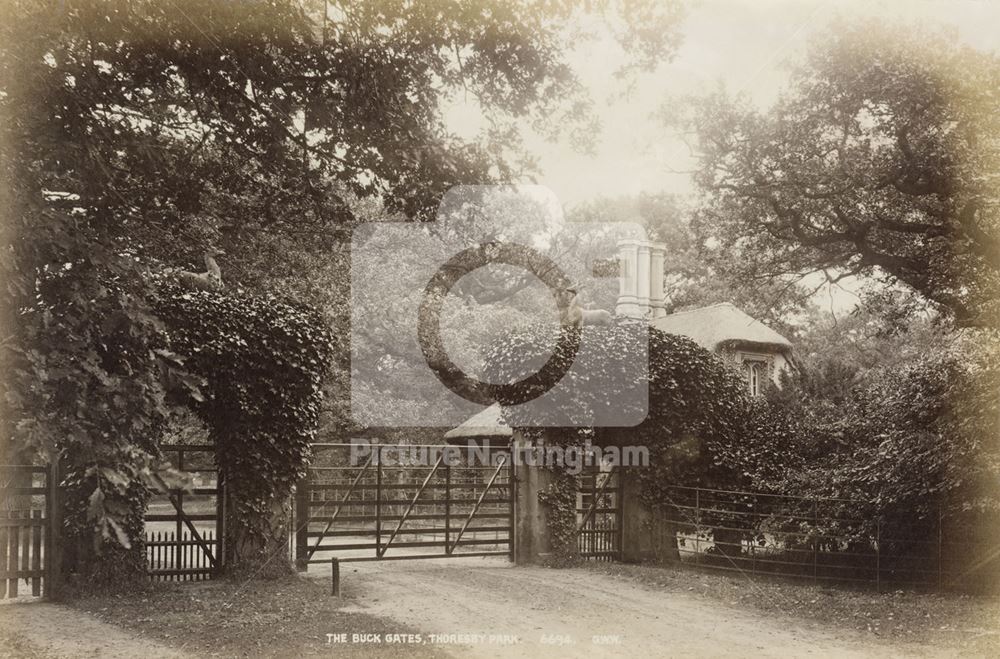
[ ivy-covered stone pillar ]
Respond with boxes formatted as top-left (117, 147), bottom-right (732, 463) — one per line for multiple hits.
top-left (513, 431), bottom-right (553, 564)
top-left (512, 429), bottom-right (581, 565)
top-left (620, 467), bottom-right (680, 563)
top-left (156, 285), bottom-right (333, 576)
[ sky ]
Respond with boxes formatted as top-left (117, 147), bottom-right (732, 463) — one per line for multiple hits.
top-left (526, 0), bottom-right (1000, 208)
top-left (447, 0), bottom-right (1000, 315)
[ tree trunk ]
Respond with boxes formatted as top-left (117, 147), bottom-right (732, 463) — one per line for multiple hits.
top-left (223, 478), bottom-right (293, 578)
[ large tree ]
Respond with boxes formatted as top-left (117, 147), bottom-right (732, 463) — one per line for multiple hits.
top-left (689, 22), bottom-right (1000, 328)
top-left (0, 0), bottom-right (684, 579)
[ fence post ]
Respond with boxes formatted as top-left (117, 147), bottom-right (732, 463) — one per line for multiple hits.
top-left (331, 557), bottom-right (340, 597)
top-left (176, 449), bottom-right (184, 573)
top-left (294, 470), bottom-right (310, 572)
top-left (508, 444), bottom-right (517, 563)
top-left (215, 466), bottom-right (225, 576)
top-left (444, 462), bottom-right (451, 554)
top-left (875, 516), bottom-right (881, 593)
top-left (812, 499), bottom-right (818, 584)
top-left (937, 505), bottom-right (943, 589)
top-left (45, 461), bottom-right (63, 599)
top-left (694, 488), bottom-right (701, 566)
top-left (615, 469), bottom-right (624, 561)
top-left (31, 509), bottom-right (42, 596)
top-left (375, 447), bottom-right (382, 559)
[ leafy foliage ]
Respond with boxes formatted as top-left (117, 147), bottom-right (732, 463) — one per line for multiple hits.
top-left (804, 339), bottom-right (999, 514)
top-left (483, 323), bottom-right (751, 560)
top-left (484, 322), bottom-right (647, 428)
top-left (706, 330), bottom-right (1000, 578)
top-left (486, 323), bottom-right (749, 445)
top-left (155, 284), bottom-right (333, 573)
top-left (0, 0), bottom-right (680, 578)
top-left (1, 259), bottom-right (191, 586)
top-left (689, 22), bottom-right (1000, 328)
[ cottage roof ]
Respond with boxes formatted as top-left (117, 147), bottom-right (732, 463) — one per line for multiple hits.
top-left (443, 403), bottom-right (512, 440)
top-left (651, 303), bottom-right (792, 353)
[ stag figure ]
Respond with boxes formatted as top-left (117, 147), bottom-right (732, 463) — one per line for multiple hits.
top-left (178, 248), bottom-right (225, 291)
top-left (556, 286), bottom-right (613, 326)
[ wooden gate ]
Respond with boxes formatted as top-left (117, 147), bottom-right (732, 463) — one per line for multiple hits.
top-left (294, 443), bottom-right (514, 565)
top-left (144, 444), bottom-right (223, 581)
top-left (0, 464), bottom-right (54, 598)
top-left (576, 468), bottom-right (622, 561)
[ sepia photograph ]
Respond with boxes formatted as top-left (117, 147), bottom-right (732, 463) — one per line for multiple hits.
top-left (0, 1), bottom-right (998, 657)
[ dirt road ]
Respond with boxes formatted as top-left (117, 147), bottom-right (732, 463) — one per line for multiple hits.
top-left (310, 556), bottom-right (943, 659)
top-left (0, 601), bottom-right (187, 659)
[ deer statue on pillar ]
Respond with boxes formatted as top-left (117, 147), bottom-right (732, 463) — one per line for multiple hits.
top-left (557, 286), bottom-right (613, 326)
top-left (177, 247), bottom-right (225, 292)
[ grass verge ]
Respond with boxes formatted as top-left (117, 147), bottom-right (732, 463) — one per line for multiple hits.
top-left (69, 574), bottom-right (450, 658)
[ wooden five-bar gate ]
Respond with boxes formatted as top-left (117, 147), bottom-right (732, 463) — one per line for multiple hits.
top-left (3, 443), bottom-right (626, 599)
top-left (294, 443), bottom-right (514, 565)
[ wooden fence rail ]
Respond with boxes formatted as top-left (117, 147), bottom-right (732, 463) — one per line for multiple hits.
top-left (656, 484), bottom-right (999, 591)
top-left (1, 510), bottom-right (46, 598)
top-left (294, 444), bottom-right (514, 565)
top-left (0, 464), bottom-right (53, 599)
top-left (145, 530), bottom-right (216, 581)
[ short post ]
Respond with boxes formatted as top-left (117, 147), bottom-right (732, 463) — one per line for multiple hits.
top-left (694, 488), bottom-right (701, 566)
top-left (812, 499), bottom-right (818, 584)
top-left (937, 505), bottom-right (943, 589)
top-left (331, 557), bottom-right (341, 597)
top-left (875, 517), bottom-right (881, 593)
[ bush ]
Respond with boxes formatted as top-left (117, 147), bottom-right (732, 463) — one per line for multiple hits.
top-left (735, 335), bottom-right (1000, 584)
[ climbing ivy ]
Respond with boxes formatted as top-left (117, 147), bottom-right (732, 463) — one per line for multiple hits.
top-left (484, 323), bottom-right (750, 562)
top-left (529, 427), bottom-right (587, 566)
top-left (155, 283), bottom-right (334, 575)
top-left (2, 258), bottom-right (193, 591)
top-left (536, 472), bottom-right (580, 565)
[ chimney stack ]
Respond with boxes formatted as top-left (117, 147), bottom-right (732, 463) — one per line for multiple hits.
top-left (616, 239), bottom-right (666, 320)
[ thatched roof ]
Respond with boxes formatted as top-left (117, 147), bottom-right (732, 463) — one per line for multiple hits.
top-left (443, 403), bottom-right (512, 440)
top-left (652, 303), bottom-right (792, 353)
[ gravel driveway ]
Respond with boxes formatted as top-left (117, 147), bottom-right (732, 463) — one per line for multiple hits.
top-left (310, 556), bottom-right (946, 658)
